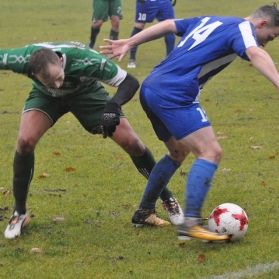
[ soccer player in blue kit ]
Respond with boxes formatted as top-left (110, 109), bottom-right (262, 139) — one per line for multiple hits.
top-left (101, 3), bottom-right (279, 242)
top-left (127, 0), bottom-right (176, 69)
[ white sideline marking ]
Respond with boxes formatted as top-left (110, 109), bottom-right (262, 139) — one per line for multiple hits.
top-left (202, 262), bottom-right (279, 279)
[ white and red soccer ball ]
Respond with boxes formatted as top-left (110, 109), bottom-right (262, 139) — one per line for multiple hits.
top-left (208, 203), bottom-right (249, 241)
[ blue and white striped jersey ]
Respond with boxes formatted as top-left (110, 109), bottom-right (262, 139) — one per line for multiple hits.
top-left (143, 16), bottom-right (259, 104)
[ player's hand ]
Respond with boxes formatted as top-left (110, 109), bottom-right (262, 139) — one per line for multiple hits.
top-left (100, 39), bottom-right (130, 62)
top-left (170, 0), bottom-right (176, 6)
top-left (101, 101), bottom-right (121, 138)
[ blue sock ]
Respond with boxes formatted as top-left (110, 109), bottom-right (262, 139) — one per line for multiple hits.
top-left (129, 27), bottom-right (142, 60)
top-left (185, 159), bottom-right (218, 217)
top-left (139, 155), bottom-right (180, 209)
top-left (164, 33), bottom-right (175, 56)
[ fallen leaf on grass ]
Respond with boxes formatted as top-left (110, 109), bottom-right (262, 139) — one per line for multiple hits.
top-left (53, 152), bottom-right (61, 156)
top-left (250, 146), bottom-right (262, 149)
top-left (262, 181), bottom-right (267, 187)
top-left (197, 254), bottom-right (206, 262)
top-left (222, 168), bottom-right (231, 172)
top-left (65, 167), bottom-right (75, 172)
top-left (30, 248), bottom-right (42, 253)
top-left (3, 190), bottom-right (11, 196)
top-left (217, 135), bottom-right (228, 140)
top-left (38, 173), bottom-right (49, 178)
top-left (53, 217), bottom-right (66, 223)
top-left (268, 155), bottom-right (276, 159)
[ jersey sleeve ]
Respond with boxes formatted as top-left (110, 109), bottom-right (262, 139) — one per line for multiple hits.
top-left (229, 21), bottom-right (258, 61)
top-left (0, 45), bottom-right (39, 75)
top-left (70, 49), bottom-right (127, 87)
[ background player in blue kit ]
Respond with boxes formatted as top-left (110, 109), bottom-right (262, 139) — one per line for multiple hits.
top-left (101, 3), bottom-right (279, 242)
top-left (127, 0), bottom-right (176, 68)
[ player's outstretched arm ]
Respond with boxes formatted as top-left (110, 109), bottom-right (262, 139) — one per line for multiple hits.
top-left (246, 46), bottom-right (279, 92)
top-left (100, 19), bottom-right (177, 62)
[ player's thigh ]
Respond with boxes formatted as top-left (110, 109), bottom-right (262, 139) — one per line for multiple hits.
top-left (93, 0), bottom-right (109, 22)
top-left (140, 86), bottom-right (172, 142)
top-left (24, 88), bottom-right (68, 127)
top-left (69, 88), bottom-right (124, 135)
top-left (135, 0), bottom-right (158, 23)
top-left (179, 126), bottom-right (222, 163)
top-left (156, 0), bottom-right (175, 21)
top-left (109, 0), bottom-right (123, 19)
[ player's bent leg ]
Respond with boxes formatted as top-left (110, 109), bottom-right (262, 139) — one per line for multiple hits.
top-left (17, 110), bottom-right (52, 154)
top-left (4, 110), bottom-right (52, 239)
top-left (112, 119), bottom-right (184, 225)
top-left (111, 117), bottom-right (145, 156)
top-left (178, 126), bottom-right (222, 164)
top-left (175, 127), bottom-right (226, 241)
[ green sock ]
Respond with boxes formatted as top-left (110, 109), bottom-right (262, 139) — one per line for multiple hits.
top-left (110, 29), bottom-right (119, 40)
top-left (89, 26), bottom-right (100, 48)
top-left (13, 151), bottom-right (34, 214)
top-left (130, 147), bottom-right (173, 201)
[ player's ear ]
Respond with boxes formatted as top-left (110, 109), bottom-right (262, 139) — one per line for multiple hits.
top-left (260, 19), bottom-right (268, 28)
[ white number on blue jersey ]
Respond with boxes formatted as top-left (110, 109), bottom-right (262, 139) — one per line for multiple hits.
top-left (196, 107), bottom-right (208, 122)
top-left (177, 17), bottom-right (223, 50)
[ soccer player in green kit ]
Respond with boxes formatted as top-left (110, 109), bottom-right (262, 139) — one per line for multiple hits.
top-left (0, 41), bottom-right (184, 239)
top-left (89, 0), bottom-right (122, 49)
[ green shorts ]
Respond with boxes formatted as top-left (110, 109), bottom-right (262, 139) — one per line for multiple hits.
top-left (92, 0), bottom-right (123, 22)
top-left (24, 86), bottom-right (125, 135)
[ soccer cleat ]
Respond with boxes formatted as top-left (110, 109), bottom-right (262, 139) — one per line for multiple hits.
top-left (177, 218), bottom-right (229, 242)
top-left (127, 59), bottom-right (136, 69)
top-left (4, 211), bottom-right (31, 239)
top-left (132, 208), bottom-right (170, 227)
top-left (162, 197), bottom-right (184, 225)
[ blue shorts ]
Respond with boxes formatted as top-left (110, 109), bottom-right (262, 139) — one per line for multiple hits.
top-left (140, 85), bottom-right (211, 142)
top-left (135, 0), bottom-right (175, 23)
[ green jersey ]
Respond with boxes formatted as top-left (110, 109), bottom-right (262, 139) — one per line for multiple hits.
top-left (0, 41), bottom-right (127, 97)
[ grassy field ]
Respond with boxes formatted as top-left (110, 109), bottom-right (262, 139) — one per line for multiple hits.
top-left (1, 0), bottom-right (279, 278)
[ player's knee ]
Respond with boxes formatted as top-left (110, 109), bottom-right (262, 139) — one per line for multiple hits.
top-left (209, 145), bottom-right (223, 163)
top-left (169, 150), bottom-right (189, 164)
top-left (92, 21), bottom-right (103, 28)
top-left (118, 136), bottom-right (145, 156)
top-left (17, 137), bottom-right (36, 153)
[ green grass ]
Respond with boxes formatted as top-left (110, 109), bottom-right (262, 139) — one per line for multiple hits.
top-left (1, 0), bottom-right (279, 278)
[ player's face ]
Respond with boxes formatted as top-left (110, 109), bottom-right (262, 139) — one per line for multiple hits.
top-left (255, 22), bottom-right (279, 47)
top-left (36, 63), bottom-right (65, 88)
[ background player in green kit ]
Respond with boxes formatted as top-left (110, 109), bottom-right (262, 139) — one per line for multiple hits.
top-left (89, 0), bottom-right (123, 49)
top-left (0, 41), bottom-right (184, 239)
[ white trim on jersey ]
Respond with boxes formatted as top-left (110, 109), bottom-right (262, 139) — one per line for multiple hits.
top-left (198, 53), bottom-right (237, 81)
top-left (238, 21), bottom-right (258, 48)
top-left (103, 65), bottom-right (127, 87)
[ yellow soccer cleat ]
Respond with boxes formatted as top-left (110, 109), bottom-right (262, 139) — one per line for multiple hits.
top-left (178, 223), bottom-right (229, 242)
